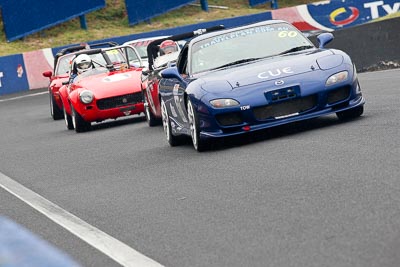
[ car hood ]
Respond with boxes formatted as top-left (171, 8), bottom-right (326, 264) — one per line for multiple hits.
top-left (74, 69), bottom-right (142, 98)
top-left (200, 50), bottom-right (341, 93)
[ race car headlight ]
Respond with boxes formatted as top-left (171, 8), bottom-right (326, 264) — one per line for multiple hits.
top-left (79, 90), bottom-right (94, 104)
top-left (326, 71), bottom-right (348, 86)
top-left (210, 98), bottom-right (239, 108)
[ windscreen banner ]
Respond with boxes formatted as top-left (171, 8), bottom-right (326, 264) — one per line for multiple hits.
top-left (1, 0), bottom-right (105, 42)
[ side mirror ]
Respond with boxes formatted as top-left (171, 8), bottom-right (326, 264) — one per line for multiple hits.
top-left (42, 70), bottom-right (53, 78)
top-left (106, 64), bottom-right (115, 71)
top-left (167, 61), bottom-right (177, 68)
top-left (141, 68), bottom-right (149, 82)
top-left (317, 33), bottom-right (334, 49)
top-left (142, 68), bottom-right (150, 76)
top-left (161, 66), bottom-right (181, 80)
top-left (160, 67), bottom-right (187, 85)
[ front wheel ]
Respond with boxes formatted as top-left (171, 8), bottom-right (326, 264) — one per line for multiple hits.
top-left (161, 99), bottom-right (181, 146)
top-left (187, 99), bottom-right (210, 152)
top-left (144, 92), bottom-right (161, 127)
top-left (63, 103), bottom-right (74, 130)
top-left (336, 105), bottom-right (364, 121)
top-left (71, 106), bottom-right (91, 133)
top-left (50, 92), bottom-right (63, 120)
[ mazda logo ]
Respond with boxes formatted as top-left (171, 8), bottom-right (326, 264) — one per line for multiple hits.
top-left (275, 80), bottom-right (284, 86)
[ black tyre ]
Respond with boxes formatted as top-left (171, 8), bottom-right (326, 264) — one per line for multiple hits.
top-left (50, 92), bottom-right (63, 120)
top-left (71, 106), bottom-right (91, 133)
top-left (144, 92), bottom-right (161, 127)
top-left (336, 105), bottom-right (364, 121)
top-left (161, 99), bottom-right (182, 146)
top-left (187, 99), bottom-right (210, 152)
top-left (63, 104), bottom-right (74, 130)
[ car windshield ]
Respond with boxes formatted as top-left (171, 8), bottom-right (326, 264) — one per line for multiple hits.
top-left (55, 54), bottom-right (75, 76)
top-left (126, 47), bottom-right (142, 67)
top-left (128, 37), bottom-right (169, 60)
top-left (104, 49), bottom-right (127, 65)
top-left (131, 45), bottom-right (148, 59)
top-left (74, 67), bottom-right (109, 82)
top-left (154, 51), bottom-right (180, 69)
top-left (190, 22), bottom-right (314, 74)
top-left (128, 40), bottom-right (153, 59)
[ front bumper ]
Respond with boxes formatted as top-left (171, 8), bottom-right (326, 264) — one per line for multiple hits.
top-left (77, 103), bottom-right (144, 122)
top-left (199, 95), bottom-right (365, 139)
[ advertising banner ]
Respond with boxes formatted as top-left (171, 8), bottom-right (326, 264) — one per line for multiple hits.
top-left (310, 0), bottom-right (399, 29)
top-left (0, 54), bottom-right (29, 96)
top-left (272, 0), bottom-right (400, 31)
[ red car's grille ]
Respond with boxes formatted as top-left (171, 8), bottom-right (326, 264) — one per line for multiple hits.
top-left (96, 93), bottom-right (142, 110)
top-left (253, 94), bottom-right (317, 120)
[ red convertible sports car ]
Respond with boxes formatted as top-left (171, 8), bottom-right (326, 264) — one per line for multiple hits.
top-left (124, 36), bottom-right (169, 68)
top-left (42, 42), bottom-right (118, 120)
top-left (141, 26), bottom-right (224, 126)
top-left (58, 44), bottom-right (145, 132)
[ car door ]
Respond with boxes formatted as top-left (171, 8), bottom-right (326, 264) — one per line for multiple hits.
top-left (145, 68), bottom-right (163, 117)
top-left (159, 75), bottom-right (188, 131)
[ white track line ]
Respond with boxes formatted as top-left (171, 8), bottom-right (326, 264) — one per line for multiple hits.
top-left (0, 171), bottom-right (164, 267)
top-left (0, 91), bottom-right (48, 102)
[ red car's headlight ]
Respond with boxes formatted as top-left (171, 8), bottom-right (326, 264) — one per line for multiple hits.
top-left (79, 90), bottom-right (94, 104)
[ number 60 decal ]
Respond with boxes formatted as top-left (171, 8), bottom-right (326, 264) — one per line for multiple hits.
top-left (278, 31), bottom-right (298, 38)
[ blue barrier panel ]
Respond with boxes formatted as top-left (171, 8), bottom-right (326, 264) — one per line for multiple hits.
top-left (125, 0), bottom-right (196, 25)
top-left (249, 0), bottom-right (278, 9)
top-left (0, 54), bottom-right (29, 96)
top-left (200, 0), bottom-right (209, 11)
top-left (1, 0), bottom-right (105, 42)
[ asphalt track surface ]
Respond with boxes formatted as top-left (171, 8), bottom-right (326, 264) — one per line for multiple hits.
top-left (0, 69), bottom-right (399, 267)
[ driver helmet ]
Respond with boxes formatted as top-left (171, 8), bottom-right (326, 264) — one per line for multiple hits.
top-left (74, 54), bottom-right (92, 74)
top-left (159, 40), bottom-right (178, 55)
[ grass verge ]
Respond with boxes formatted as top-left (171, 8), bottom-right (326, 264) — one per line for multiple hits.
top-left (0, 0), bottom-right (312, 56)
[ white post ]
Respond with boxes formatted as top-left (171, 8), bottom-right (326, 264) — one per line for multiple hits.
top-left (0, 72), bottom-right (3, 87)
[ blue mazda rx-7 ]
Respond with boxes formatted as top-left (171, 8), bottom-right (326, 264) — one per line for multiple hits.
top-left (158, 20), bottom-right (365, 151)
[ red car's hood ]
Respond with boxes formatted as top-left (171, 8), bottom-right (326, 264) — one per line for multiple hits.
top-left (74, 69), bottom-right (142, 98)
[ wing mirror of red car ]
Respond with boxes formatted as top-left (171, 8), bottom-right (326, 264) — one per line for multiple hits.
top-left (42, 70), bottom-right (53, 78)
top-left (106, 64), bottom-right (115, 71)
